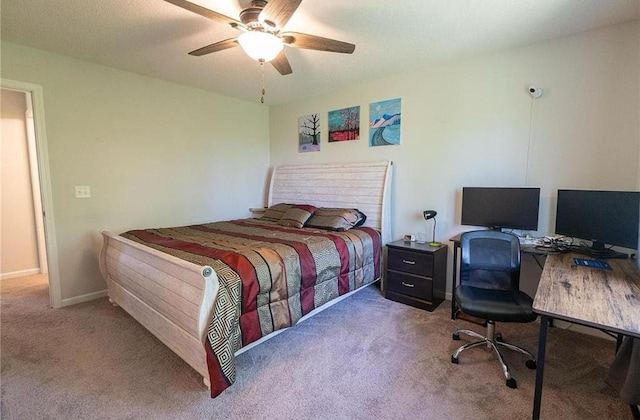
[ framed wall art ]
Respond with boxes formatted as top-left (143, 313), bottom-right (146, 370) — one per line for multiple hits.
top-left (298, 113), bottom-right (321, 152)
top-left (369, 98), bottom-right (401, 146)
top-left (328, 106), bottom-right (360, 142)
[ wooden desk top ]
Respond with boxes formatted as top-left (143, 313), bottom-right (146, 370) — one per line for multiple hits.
top-left (533, 253), bottom-right (640, 338)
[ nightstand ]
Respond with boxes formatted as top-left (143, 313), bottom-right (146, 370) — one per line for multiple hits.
top-left (384, 240), bottom-right (448, 311)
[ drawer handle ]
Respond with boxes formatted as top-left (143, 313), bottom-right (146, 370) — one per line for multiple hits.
top-left (401, 282), bottom-right (415, 288)
top-left (402, 259), bottom-right (416, 265)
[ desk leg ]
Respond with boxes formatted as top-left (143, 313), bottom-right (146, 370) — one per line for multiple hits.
top-left (533, 316), bottom-right (550, 420)
top-left (616, 334), bottom-right (623, 352)
top-left (451, 245), bottom-right (459, 319)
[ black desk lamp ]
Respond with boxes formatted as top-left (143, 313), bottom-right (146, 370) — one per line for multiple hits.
top-left (423, 210), bottom-right (441, 247)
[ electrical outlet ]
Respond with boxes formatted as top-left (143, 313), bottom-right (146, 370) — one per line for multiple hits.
top-left (75, 186), bottom-right (91, 198)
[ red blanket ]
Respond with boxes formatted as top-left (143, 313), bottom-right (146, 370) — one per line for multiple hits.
top-left (122, 219), bottom-right (381, 396)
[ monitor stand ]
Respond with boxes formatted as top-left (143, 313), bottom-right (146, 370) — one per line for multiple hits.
top-left (569, 241), bottom-right (629, 259)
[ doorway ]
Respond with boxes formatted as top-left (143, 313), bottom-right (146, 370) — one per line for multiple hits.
top-left (1, 79), bottom-right (61, 308)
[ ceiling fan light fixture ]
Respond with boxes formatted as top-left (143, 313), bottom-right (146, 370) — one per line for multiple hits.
top-left (238, 31), bottom-right (284, 62)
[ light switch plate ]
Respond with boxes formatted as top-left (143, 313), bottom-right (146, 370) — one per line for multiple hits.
top-left (75, 186), bottom-right (91, 198)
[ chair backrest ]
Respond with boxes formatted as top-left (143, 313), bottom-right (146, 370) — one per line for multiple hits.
top-left (460, 230), bottom-right (521, 291)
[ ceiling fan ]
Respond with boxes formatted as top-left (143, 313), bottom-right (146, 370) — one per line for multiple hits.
top-left (164, 0), bottom-right (356, 76)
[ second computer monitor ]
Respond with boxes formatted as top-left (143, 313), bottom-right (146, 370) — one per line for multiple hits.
top-left (555, 189), bottom-right (640, 252)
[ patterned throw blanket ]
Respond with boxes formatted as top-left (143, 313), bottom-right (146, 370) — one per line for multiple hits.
top-left (121, 218), bottom-right (381, 397)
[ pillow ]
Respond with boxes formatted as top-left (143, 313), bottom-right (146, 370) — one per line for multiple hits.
top-left (306, 208), bottom-right (367, 231)
top-left (278, 204), bottom-right (318, 229)
top-left (261, 203), bottom-right (293, 222)
top-left (353, 210), bottom-right (367, 227)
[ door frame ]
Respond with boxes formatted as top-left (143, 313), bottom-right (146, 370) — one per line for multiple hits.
top-left (24, 93), bottom-right (49, 275)
top-left (2, 78), bottom-right (62, 308)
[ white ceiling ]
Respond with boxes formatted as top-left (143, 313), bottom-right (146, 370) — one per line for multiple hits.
top-left (2, 0), bottom-right (638, 105)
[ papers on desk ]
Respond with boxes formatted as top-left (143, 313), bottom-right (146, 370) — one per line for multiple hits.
top-left (573, 258), bottom-right (612, 270)
top-left (519, 236), bottom-right (541, 246)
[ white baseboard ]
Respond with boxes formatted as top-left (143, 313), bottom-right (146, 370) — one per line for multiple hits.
top-left (62, 289), bottom-right (108, 307)
top-left (550, 319), bottom-right (615, 341)
top-left (1, 268), bottom-right (40, 280)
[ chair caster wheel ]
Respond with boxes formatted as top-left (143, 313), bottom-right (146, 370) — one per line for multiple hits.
top-left (526, 359), bottom-right (537, 369)
top-left (452, 333), bottom-right (460, 341)
top-left (451, 356), bottom-right (458, 364)
top-left (506, 378), bottom-right (517, 389)
top-left (496, 333), bottom-right (504, 342)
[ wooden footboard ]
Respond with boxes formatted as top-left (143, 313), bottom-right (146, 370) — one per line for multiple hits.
top-left (99, 230), bottom-right (219, 382)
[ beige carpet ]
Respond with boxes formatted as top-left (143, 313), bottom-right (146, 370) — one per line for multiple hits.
top-left (0, 275), bottom-right (631, 419)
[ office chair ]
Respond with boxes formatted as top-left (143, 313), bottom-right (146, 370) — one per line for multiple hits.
top-left (451, 230), bottom-right (537, 389)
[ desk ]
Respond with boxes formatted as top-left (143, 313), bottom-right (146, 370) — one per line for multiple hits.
top-left (532, 253), bottom-right (640, 419)
top-left (449, 233), bottom-right (549, 320)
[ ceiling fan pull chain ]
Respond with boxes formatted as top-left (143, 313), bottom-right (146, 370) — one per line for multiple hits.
top-left (260, 59), bottom-right (266, 104)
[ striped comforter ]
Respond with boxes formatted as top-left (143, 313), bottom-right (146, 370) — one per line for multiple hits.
top-left (121, 218), bottom-right (381, 397)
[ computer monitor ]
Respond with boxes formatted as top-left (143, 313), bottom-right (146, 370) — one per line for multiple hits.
top-left (555, 189), bottom-right (640, 257)
top-left (461, 187), bottom-right (540, 231)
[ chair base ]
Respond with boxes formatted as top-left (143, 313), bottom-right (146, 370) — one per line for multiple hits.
top-left (451, 321), bottom-right (536, 389)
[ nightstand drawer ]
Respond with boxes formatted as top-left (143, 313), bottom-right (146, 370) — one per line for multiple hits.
top-left (386, 270), bottom-right (433, 301)
top-left (388, 248), bottom-right (434, 276)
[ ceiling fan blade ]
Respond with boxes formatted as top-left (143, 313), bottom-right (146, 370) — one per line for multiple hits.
top-left (270, 50), bottom-right (293, 75)
top-left (259, 0), bottom-right (302, 29)
top-left (189, 38), bottom-right (239, 56)
top-left (281, 32), bottom-right (355, 54)
top-left (164, 0), bottom-right (242, 27)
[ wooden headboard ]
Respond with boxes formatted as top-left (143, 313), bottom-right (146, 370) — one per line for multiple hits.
top-left (267, 161), bottom-right (393, 244)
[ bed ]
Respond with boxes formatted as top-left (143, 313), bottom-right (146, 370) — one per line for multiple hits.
top-left (99, 161), bottom-right (393, 396)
